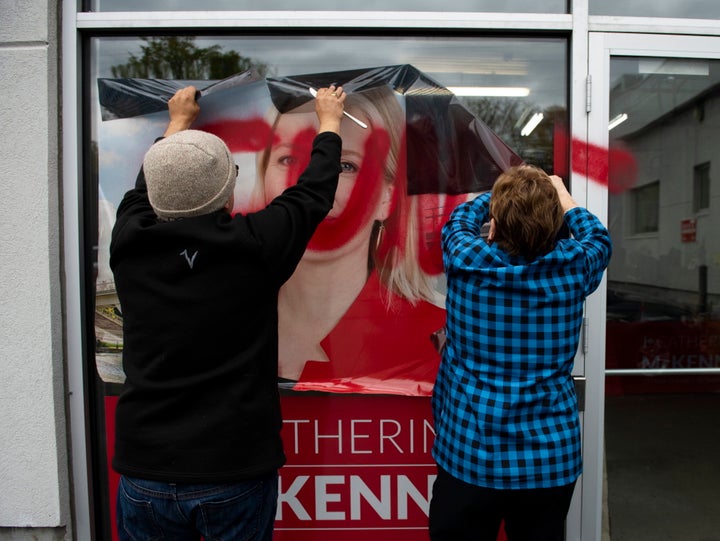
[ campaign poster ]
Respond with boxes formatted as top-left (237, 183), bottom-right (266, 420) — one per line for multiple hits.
top-left (94, 66), bottom-right (520, 540)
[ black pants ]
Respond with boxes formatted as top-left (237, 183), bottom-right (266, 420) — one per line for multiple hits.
top-left (429, 466), bottom-right (577, 541)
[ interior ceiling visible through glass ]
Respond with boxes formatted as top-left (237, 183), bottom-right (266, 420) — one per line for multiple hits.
top-left (609, 57), bottom-right (720, 139)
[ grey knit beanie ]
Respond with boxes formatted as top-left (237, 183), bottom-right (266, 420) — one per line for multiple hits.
top-left (143, 129), bottom-right (236, 220)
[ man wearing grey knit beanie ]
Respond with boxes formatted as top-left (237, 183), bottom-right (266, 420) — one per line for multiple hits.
top-left (110, 85), bottom-right (345, 541)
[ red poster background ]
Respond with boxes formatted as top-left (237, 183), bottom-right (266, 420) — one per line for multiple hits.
top-left (606, 320), bottom-right (720, 395)
top-left (105, 393), bottom-right (508, 540)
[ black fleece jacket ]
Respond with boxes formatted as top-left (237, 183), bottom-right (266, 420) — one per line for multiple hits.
top-left (109, 132), bottom-right (341, 482)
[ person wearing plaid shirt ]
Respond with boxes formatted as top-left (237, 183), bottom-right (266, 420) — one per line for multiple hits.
top-left (429, 165), bottom-right (612, 541)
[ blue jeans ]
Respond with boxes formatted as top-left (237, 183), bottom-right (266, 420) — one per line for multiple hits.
top-left (117, 472), bottom-right (278, 541)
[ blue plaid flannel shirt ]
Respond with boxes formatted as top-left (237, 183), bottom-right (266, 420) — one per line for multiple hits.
top-left (432, 192), bottom-right (612, 489)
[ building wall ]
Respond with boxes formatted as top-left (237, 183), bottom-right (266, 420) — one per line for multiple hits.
top-left (0, 0), bottom-right (69, 539)
top-left (608, 91), bottom-right (720, 312)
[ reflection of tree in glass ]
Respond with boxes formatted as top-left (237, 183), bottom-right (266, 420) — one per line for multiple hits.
top-left (466, 97), bottom-right (527, 148)
top-left (110, 37), bottom-right (272, 79)
top-left (466, 98), bottom-right (567, 174)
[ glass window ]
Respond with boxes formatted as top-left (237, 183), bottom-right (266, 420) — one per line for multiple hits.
top-left (88, 0), bottom-right (568, 13)
top-left (694, 162), bottom-right (710, 212)
top-left (91, 34), bottom-right (567, 384)
top-left (609, 58), bottom-right (718, 138)
top-left (605, 49), bottom-right (720, 541)
top-left (630, 181), bottom-right (659, 234)
top-left (590, 0), bottom-right (720, 19)
top-left (89, 33), bottom-right (568, 540)
top-left (606, 55), bottom-right (720, 354)
top-left (91, 35), bottom-right (567, 174)
top-left (91, 35), bottom-right (568, 337)
top-left (606, 55), bottom-right (720, 322)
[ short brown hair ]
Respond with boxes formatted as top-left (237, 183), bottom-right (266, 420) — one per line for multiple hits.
top-left (489, 165), bottom-right (564, 260)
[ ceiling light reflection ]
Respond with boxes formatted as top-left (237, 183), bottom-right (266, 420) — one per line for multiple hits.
top-left (521, 113), bottom-right (544, 136)
top-left (608, 113), bottom-right (628, 131)
top-left (448, 86), bottom-right (530, 97)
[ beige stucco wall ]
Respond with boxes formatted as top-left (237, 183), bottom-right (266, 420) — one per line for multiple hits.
top-left (0, 0), bottom-right (69, 537)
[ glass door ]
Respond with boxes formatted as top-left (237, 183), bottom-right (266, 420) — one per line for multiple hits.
top-left (588, 33), bottom-right (720, 540)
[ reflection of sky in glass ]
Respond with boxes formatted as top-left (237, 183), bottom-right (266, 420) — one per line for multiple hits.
top-left (609, 57), bottom-right (720, 138)
top-left (93, 36), bottom-right (566, 111)
top-left (589, 0), bottom-right (720, 19)
top-left (91, 0), bottom-right (566, 13)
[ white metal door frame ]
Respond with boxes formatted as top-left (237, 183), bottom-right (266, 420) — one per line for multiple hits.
top-left (581, 30), bottom-right (720, 541)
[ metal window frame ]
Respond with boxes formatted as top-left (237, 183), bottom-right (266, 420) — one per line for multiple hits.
top-left (77, 10), bottom-right (574, 30)
top-left (693, 161), bottom-right (711, 213)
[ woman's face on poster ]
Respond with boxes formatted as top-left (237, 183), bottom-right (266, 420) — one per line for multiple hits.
top-left (262, 109), bottom-right (393, 255)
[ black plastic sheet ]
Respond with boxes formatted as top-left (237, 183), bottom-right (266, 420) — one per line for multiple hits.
top-left (98, 65), bottom-right (523, 195)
